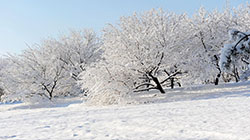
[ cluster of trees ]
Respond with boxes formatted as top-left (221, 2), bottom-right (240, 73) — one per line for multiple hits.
top-left (0, 30), bottom-right (102, 103)
top-left (0, 4), bottom-right (250, 105)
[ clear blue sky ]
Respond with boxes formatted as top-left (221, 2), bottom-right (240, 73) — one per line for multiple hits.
top-left (0, 0), bottom-right (248, 55)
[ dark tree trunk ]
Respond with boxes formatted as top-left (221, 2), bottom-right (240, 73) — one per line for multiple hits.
top-left (215, 73), bottom-right (220, 85)
top-left (149, 73), bottom-right (165, 93)
top-left (170, 78), bottom-right (174, 89)
top-left (214, 55), bottom-right (221, 86)
top-left (49, 92), bottom-right (53, 100)
top-left (177, 82), bottom-right (181, 87)
top-left (215, 78), bottom-right (219, 85)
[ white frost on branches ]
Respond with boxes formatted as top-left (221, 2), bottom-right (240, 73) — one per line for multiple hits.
top-left (0, 29), bottom-right (102, 103)
top-left (1, 3), bottom-right (250, 106)
top-left (219, 29), bottom-right (250, 80)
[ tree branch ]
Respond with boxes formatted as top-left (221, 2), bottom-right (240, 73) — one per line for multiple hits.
top-left (134, 87), bottom-right (157, 92)
top-left (134, 83), bottom-right (155, 89)
top-left (160, 70), bottom-right (182, 84)
top-left (233, 34), bottom-right (250, 50)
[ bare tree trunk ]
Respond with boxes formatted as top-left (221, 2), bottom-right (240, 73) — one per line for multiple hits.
top-left (214, 73), bottom-right (220, 85)
top-left (214, 55), bottom-right (221, 85)
top-left (170, 78), bottom-right (174, 89)
top-left (232, 65), bottom-right (240, 82)
top-left (148, 73), bottom-right (165, 93)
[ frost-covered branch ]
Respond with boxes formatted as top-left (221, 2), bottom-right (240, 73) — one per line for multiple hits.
top-left (219, 29), bottom-right (250, 81)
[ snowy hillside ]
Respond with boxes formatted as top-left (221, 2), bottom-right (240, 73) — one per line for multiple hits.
top-left (1, 82), bottom-right (250, 140)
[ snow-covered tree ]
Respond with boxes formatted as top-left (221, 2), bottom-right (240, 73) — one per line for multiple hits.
top-left (181, 7), bottom-right (236, 85)
top-left (79, 62), bottom-right (135, 105)
top-left (103, 9), bottom-right (189, 92)
top-left (44, 29), bottom-right (102, 96)
top-left (0, 57), bottom-right (7, 101)
top-left (55, 29), bottom-right (102, 82)
top-left (179, 3), bottom-right (250, 85)
top-left (79, 9), bottom-right (190, 105)
top-left (0, 29), bottom-right (102, 103)
top-left (219, 29), bottom-right (250, 81)
top-left (0, 45), bottom-right (68, 102)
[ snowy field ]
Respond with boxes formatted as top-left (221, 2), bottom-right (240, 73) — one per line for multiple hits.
top-left (1, 82), bottom-right (250, 140)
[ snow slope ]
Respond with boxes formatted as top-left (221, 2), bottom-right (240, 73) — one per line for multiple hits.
top-left (1, 82), bottom-right (250, 140)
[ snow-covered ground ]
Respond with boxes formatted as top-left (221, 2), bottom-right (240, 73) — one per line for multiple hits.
top-left (1, 82), bottom-right (250, 140)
